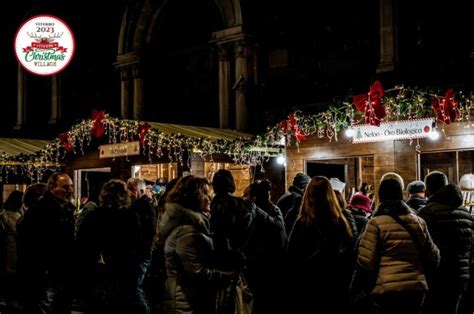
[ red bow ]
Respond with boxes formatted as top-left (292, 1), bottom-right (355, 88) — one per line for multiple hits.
top-left (59, 133), bottom-right (72, 152)
top-left (431, 89), bottom-right (459, 125)
top-left (353, 81), bottom-right (386, 126)
top-left (280, 114), bottom-right (306, 142)
top-left (138, 122), bottom-right (151, 145)
top-left (91, 110), bottom-right (105, 138)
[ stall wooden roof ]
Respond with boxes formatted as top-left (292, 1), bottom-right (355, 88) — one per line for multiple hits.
top-left (0, 138), bottom-right (49, 156)
top-left (146, 121), bottom-right (253, 141)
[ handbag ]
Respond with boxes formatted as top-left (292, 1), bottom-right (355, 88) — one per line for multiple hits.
top-left (349, 263), bottom-right (380, 313)
top-left (234, 272), bottom-right (253, 314)
top-left (216, 217), bottom-right (256, 314)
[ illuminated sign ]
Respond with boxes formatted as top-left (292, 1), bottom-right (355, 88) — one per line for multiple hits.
top-left (99, 141), bottom-right (140, 159)
top-left (352, 118), bottom-right (434, 143)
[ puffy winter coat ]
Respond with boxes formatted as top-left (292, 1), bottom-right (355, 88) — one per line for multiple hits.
top-left (418, 184), bottom-right (473, 282)
top-left (357, 200), bottom-right (440, 295)
top-left (160, 203), bottom-right (231, 314)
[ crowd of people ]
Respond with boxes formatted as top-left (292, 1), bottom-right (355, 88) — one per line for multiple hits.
top-left (0, 169), bottom-right (472, 314)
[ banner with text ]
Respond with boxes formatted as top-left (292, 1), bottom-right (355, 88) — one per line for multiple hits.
top-left (99, 141), bottom-right (140, 159)
top-left (352, 118), bottom-right (434, 143)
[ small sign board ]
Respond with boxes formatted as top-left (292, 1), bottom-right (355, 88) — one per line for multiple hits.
top-left (352, 118), bottom-right (434, 143)
top-left (99, 141), bottom-right (140, 159)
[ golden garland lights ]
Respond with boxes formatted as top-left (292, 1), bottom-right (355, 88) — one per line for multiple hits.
top-left (2, 81), bottom-right (474, 181)
top-left (262, 82), bottom-right (474, 147)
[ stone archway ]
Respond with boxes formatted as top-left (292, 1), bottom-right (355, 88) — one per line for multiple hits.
top-left (115, 0), bottom-right (254, 131)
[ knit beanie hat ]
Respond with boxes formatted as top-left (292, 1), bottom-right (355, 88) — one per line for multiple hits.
top-left (349, 193), bottom-right (372, 213)
top-left (293, 173), bottom-right (311, 190)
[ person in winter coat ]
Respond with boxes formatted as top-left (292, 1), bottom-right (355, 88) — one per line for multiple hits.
top-left (347, 193), bottom-right (372, 234)
top-left (159, 175), bottom-right (234, 314)
top-left (277, 172), bottom-right (310, 232)
top-left (406, 180), bottom-right (427, 213)
top-left (287, 176), bottom-right (356, 313)
top-left (18, 173), bottom-right (76, 314)
top-left (357, 173), bottom-right (440, 314)
top-left (246, 179), bottom-right (287, 313)
top-left (418, 171), bottom-right (473, 314)
top-left (76, 179), bottom-right (148, 314)
top-left (0, 190), bottom-right (23, 312)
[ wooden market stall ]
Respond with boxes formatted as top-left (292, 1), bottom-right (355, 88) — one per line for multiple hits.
top-left (0, 137), bottom-right (53, 204)
top-left (285, 120), bottom-right (474, 202)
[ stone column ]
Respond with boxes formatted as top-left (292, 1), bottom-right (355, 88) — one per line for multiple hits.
top-left (15, 64), bottom-right (25, 130)
top-left (217, 44), bottom-right (231, 129)
top-left (120, 68), bottom-right (130, 119)
top-left (234, 41), bottom-right (249, 131)
top-left (49, 75), bottom-right (60, 124)
top-left (377, 0), bottom-right (397, 73)
top-left (132, 64), bottom-right (144, 120)
top-left (115, 51), bottom-right (140, 120)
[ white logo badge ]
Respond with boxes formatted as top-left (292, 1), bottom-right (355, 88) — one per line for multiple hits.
top-left (14, 15), bottom-right (75, 76)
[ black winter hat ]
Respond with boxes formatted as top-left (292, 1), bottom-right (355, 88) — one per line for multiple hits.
top-left (407, 180), bottom-right (425, 194)
top-left (292, 173), bottom-right (311, 190)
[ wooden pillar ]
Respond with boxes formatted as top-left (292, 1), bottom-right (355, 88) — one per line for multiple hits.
top-left (217, 44), bottom-right (231, 129)
top-left (377, 0), bottom-right (398, 73)
top-left (49, 75), bottom-right (60, 124)
top-left (15, 64), bottom-right (25, 130)
top-left (234, 41), bottom-right (249, 131)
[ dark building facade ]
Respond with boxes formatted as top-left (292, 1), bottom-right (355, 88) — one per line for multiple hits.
top-left (3, 0), bottom-right (474, 137)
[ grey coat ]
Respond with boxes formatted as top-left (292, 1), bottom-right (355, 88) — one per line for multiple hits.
top-left (159, 203), bottom-right (230, 314)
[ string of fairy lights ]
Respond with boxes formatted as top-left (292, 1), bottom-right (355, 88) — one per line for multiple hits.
top-left (1, 82), bottom-right (474, 181)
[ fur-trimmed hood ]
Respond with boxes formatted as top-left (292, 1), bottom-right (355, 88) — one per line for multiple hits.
top-left (159, 202), bottom-right (210, 239)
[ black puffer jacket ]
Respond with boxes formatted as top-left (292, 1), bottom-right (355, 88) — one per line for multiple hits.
top-left (210, 193), bottom-right (255, 270)
top-left (418, 184), bottom-right (473, 282)
top-left (160, 203), bottom-right (231, 314)
top-left (277, 185), bottom-right (304, 218)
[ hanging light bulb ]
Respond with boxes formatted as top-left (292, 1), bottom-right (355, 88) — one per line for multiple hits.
top-left (276, 148), bottom-right (286, 165)
top-left (429, 122), bottom-right (440, 140)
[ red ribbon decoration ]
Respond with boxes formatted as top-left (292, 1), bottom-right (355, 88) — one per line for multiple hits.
top-left (353, 81), bottom-right (386, 126)
top-left (59, 133), bottom-right (72, 152)
top-left (138, 122), bottom-right (151, 145)
top-left (431, 89), bottom-right (459, 125)
top-left (280, 114), bottom-right (306, 142)
top-left (91, 110), bottom-right (105, 138)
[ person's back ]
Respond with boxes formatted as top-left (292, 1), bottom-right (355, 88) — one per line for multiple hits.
top-left (418, 171), bottom-right (473, 314)
top-left (406, 180), bottom-right (427, 213)
top-left (287, 176), bottom-right (356, 313)
top-left (19, 173), bottom-right (75, 314)
top-left (357, 175), bottom-right (440, 314)
top-left (76, 179), bottom-right (148, 314)
top-left (277, 172), bottom-right (310, 232)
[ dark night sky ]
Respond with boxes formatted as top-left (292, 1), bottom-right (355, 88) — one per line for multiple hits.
top-left (3, 0), bottom-right (474, 138)
top-left (3, 0), bottom-right (126, 138)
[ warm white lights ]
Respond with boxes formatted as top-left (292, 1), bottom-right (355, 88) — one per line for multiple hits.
top-left (428, 129), bottom-right (440, 140)
top-left (345, 128), bottom-right (356, 137)
top-left (276, 154), bottom-right (286, 165)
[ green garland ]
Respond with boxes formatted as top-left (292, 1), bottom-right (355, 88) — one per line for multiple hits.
top-left (2, 84), bottom-right (474, 181)
top-left (258, 85), bottom-right (474, 146)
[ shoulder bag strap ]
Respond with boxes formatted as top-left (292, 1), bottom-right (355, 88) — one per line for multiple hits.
top-left (388, 213), bottom-right (423, 254)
